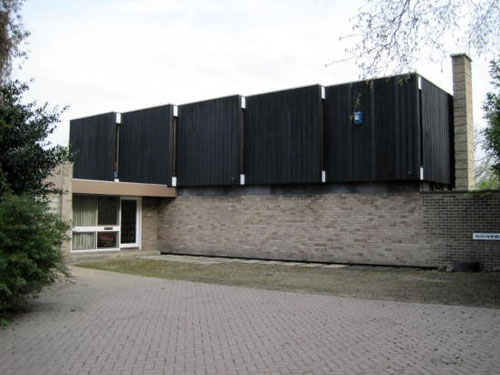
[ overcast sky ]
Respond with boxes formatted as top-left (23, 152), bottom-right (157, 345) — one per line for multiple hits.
top-left (16, 0), bottom-right (493, 147)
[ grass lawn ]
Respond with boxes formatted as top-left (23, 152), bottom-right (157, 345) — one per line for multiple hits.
top-left (76, 258), bottom-right (500, 308)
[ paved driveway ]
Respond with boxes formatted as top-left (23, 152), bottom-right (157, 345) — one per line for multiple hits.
top-left (1, 266), bottom-right (499, 375)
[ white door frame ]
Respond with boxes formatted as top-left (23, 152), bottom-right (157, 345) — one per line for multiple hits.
top-left (119, 196), bottom-right (142, 249)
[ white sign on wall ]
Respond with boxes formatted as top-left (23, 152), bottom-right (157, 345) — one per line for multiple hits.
top-left (473, 233), bottom-right (500, 240)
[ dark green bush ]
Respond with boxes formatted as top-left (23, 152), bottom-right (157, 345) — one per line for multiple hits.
top-left (0, 194), bottom-right (68, 319)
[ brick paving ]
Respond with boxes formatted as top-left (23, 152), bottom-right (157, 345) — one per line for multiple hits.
top-left (1, 266), bottom-right (500, 375)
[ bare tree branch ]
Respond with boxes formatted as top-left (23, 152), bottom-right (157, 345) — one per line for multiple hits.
top-left (0, 0), bottom-right (29, 82)
top-left (337, 0), bottom-right (499, 78)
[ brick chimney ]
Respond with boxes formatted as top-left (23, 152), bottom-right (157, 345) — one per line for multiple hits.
top-left (451, 54), bottom-right (475, 190)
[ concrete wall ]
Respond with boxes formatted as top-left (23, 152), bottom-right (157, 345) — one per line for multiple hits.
top-left (157, 189), bottom-right (500, 270)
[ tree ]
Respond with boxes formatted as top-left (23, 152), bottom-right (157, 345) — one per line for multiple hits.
top-left (482, 59), bottom-right (500, 181)
top-left (0, 80), bottom-right (70, 197)
top-left (0, 1), bottom-right (70, 322)
top-left (0, 1), bottom-right (70, 196)
top-left (0, 194), bottom-right (68, 319)
top-left (475, 139), bottom-right (500, 189)
top-left (0, 0), bottom-right (28, 82)
top-left (0, 80), bottom-right (70, 321)
top-left (476, 173), bottom-right (500, 190)
top-left (340, 0), bottom-right (499, 77)
top-left (0, 0), bottom-right (69, 197)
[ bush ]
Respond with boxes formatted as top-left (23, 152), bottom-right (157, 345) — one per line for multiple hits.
top-left (0, 194), bottom-right (68, 320)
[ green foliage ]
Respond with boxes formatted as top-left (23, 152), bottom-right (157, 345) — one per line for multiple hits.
top-left (476, 174), bottom-right (500, 190)
top-left (0, 80), bottom-right (71, 197)
top-left (0, 194), bottom-right (68, 317)
top-left (482, 59), bottom-right (500, 179)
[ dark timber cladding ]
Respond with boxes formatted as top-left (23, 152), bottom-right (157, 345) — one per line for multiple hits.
top-left (324, 75), bottom-right (420, 182)
top-left (420, 77), bottom-right (453, 185)
top-left (177, 96), bottom-right (242, 186)
top-left (70, 112), bottom-right (117, 181)
top-left (69, 73), bottom-right (454, 188)
top-left (244, 85), bottom-right (323, 185)
top-left (119, 105), bottom-right (173, 185)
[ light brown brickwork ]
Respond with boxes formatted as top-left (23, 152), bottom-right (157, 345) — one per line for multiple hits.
top-left (451, 54), bottom-right (475, 190)
top-left (60, 163), bottom-right (73, 255)
top-left (423, 192), bottom-right (500, 270)
top-left (46, 163), bottom-right (73, 256)
top-left (141, 198), bottom-right (163, 251)
top-left (158, 193), bottom-right (431, 266)
top-left (157, 191), bottom-right (500, 270)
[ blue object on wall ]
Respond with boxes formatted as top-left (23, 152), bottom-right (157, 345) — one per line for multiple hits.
top-left (353, 111), bottom-right (363, 125)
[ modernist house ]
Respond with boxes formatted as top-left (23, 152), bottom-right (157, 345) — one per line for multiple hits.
top-left (63, 55), bottom-right (500, 270)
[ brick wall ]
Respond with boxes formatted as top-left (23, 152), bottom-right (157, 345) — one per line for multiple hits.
top-left (451, 54), bottom-right (475, 190)
top-left (142, 198), bottom-right (162, 251)
top-left (423, 192), bottom-right (500, 270)
top-left (157, 190), bottom-right (500, 270)
top-left (46, 163), bottom-right (73, 256)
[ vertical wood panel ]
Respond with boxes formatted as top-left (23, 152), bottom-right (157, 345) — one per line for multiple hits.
top-left (70, 74), bottom-right (451, 186)
top-left (324, 75), bottom-right (420, 182)
top-left (420, 77), bottom-right (452, 185)
top-left (119, 105), bottom-right (173, 185)
top-left (374, 76), bottom-right (420, 180)
top-left (177, 96), bottom-right (242, 186)
top-left (244, 85), bottom-right (323, 185)
top-left (70, 112), bottom-right (117, 181)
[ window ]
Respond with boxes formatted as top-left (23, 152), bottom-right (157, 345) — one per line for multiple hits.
top-left (97, 232), bottom-right (118, 248)
top-left (98, 196), bottom-right (118, 225)
top-left (73, 195), bottom-right (97, 226)
top-left (72, 195), bottom-right (120, 251)
top-left (71, 195), bottom-right (141, 251)
top-left (72, 232), bottom-right (96, 250)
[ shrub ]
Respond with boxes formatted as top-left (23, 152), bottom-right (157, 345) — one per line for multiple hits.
top-left (0, 194), bottom-right (68, 320)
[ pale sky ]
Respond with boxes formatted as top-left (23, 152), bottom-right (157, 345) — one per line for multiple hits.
top-left (16, 0), bottom-right (493, 147)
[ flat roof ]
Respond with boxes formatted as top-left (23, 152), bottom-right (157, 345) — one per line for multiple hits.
top-left (72, 179), bottom-right (177, 198)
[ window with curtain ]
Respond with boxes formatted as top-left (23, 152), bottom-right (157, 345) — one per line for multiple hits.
top-left (72, 232), bottom-right (96, 250)
top-left (72, 195), bottom-right (120, 251)
top-left (73, 195), bottom-right (97, 226)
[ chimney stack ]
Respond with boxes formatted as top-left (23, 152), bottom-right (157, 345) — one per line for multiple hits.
top-left (451, 54), bottom-right (475, 190)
